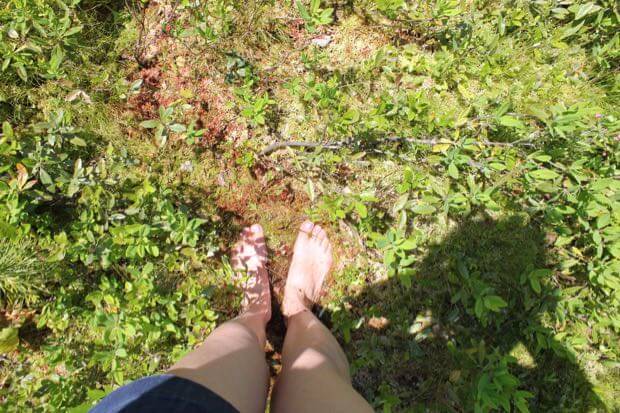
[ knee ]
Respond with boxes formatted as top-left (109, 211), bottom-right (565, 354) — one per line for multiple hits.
top-left (290, 346), bottom-right (350, 381)
top-left (213, 318), bottom-right (264, 350)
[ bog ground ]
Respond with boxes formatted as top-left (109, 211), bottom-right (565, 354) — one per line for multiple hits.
top-left (0, 0), bottom-right (618, 411)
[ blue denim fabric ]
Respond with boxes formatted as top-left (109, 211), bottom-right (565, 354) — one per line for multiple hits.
top-left (90, 374), bottom-right (239, 413)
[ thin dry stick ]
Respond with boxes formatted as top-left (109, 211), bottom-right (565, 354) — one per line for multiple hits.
top-left (259, 135), bottom-right (537, 156)
top-left (259, 141), bottom-right (342, 155)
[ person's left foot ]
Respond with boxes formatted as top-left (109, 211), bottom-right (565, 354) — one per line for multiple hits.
top-left (231, 224), bottom-right (271, 323)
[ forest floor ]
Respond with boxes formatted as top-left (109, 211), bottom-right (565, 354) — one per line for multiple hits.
top-left (1, 0), bottom-right (618, 411)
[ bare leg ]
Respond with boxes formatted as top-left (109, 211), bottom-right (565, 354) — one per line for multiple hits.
top-left (168, 224), bottom-right (271, 413)
top-left (272, 221), bottom-right (373, 413)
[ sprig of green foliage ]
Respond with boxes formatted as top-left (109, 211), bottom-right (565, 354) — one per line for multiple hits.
top-left (296, 0), bottom-right (333, 32)
top-left (140, 106), bottom-right (187, 147)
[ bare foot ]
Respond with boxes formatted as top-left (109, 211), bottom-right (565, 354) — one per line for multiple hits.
top-left (282, 220), bottom-right (333, 317)
top-left (231, 224), bottom-right (271, 323)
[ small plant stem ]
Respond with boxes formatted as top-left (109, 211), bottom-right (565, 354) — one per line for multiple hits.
top-left (259, 135), bottom-right (537, 156)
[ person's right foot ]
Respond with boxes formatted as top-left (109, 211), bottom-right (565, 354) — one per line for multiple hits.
top-left (282, 220), bottom-right (333, 317)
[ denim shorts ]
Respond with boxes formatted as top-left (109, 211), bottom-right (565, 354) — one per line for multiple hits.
top-left (89, 375), bottom-right (239, 413)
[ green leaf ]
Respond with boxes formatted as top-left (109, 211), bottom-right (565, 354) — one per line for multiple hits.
top-left (342, 108), bottom-right (360, 124)
top-left (0, 327), bottom-right (19, 353)
top-left (149, 245), bottom-right (160, 257)
top-left (514, 391), bottom-right (533, 413)
top-left (355, 202), bottom-right (368, 219)
top-left (574, 3), bottom-right (602, 20)
top-left (448, 163), bottom-right (459, 179)
top-left (2, 121), bottom-right (13, 139)
top-left (70, 137), bottom-right (87, 147)
top-left (498, 115), bottom-right (525, 129)
top-left (169, 124), bottom-right (186, 133)
top-left (140, 119), bottom-right (160, 129)
top-left (399, 238), bottom-right (416, 250)
top-left (608, 241), bottom-right (620, 259)
top-left (529, 269), bottom-right (552, 279)
top-left (529, 276), bottom-right (541, 294)
top-left (67, 389), bottom-right (107, 413)
top-left (489, 162), bottom-right (505, 171)
top-left (526, 105), bottom-right (550, 122)
top-left (24, 42), bottom-right (42, 54)
top-left (560, 20), bottom-right (584, 40)
top-left (49, 46), bottom-right (64, 72)
top-left (515, 398), bottom-right (529, 413)
top-left (529, 168), bottom-right (559, 180)
top-left (241, 107), bottom-right (254, 118)
top-left (124, 207), bottom-right (140, 215)
top-left (39, 168), bottom-right (53, 185)
top-left (412, 204), bottom-right (436, 215)
top-left (296, 0), bottom-right (311, 21)
top-left (531, 153), bottom-right (551, 162)
top-left (384, 249), bottom-right (396, 266)
top-left (483, 295), bottom-right (507, 311)
top-left (64, 25), bottom-right (83, 37)
top-left (67, 403), bottom-right (92, 413)
top-left (15, 62), bottom-right (27, 82)
top-left (319, 8), bottom-right (334, 23)
top-left (474, 298), bottom-right (484, 318)
top-left (398, 268), bottom-right (413, 288)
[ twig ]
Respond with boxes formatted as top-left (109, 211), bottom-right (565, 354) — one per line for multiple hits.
top-left (259, 141), bottom-right (342, 156)
top-left (259, 135), bottom-right (537, 156)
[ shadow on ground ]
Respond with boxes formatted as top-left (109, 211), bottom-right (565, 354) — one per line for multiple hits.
top-left (319, 213), bottom-right (603, 412)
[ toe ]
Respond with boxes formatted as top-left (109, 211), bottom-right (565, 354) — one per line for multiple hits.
top-left (312, 224), bottom-right (325, 240)
top-left (300, 220), bottom-right (314, 235)
top-left (250, 223), bottom-right (263, 236)
top-left (241, 227), bottom-right (252, 239)
top-left (249, 224), bottom-right (265, 245)
top-left (320, 236), bottom-right (330, 249)
top-left (311, 224), bottom-right (320, 237)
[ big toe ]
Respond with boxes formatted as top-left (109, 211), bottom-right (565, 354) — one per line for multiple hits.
top-left (299, 220), bottom-right (314, 235)
top-left (294, 220), bottom-right (314, 247)
top-left (250, 223), bottom-right (263, 237)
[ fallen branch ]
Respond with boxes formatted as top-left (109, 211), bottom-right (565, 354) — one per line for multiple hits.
top-left (259, 141), bottom-right (342, 156)
top-left (259, 135), bottom-right (536, 156)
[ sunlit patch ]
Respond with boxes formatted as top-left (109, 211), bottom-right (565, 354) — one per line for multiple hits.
top-left (408, 310), bottom-right (436, 341)
top-left (509, 342), bottom-right (537, 369)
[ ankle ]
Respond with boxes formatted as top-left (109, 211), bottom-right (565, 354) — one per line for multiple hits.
top-left (282, 287), bottom-right (311, 318)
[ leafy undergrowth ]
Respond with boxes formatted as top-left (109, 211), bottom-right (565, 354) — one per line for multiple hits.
top-left (1, 0), bottom-right (619, 411)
